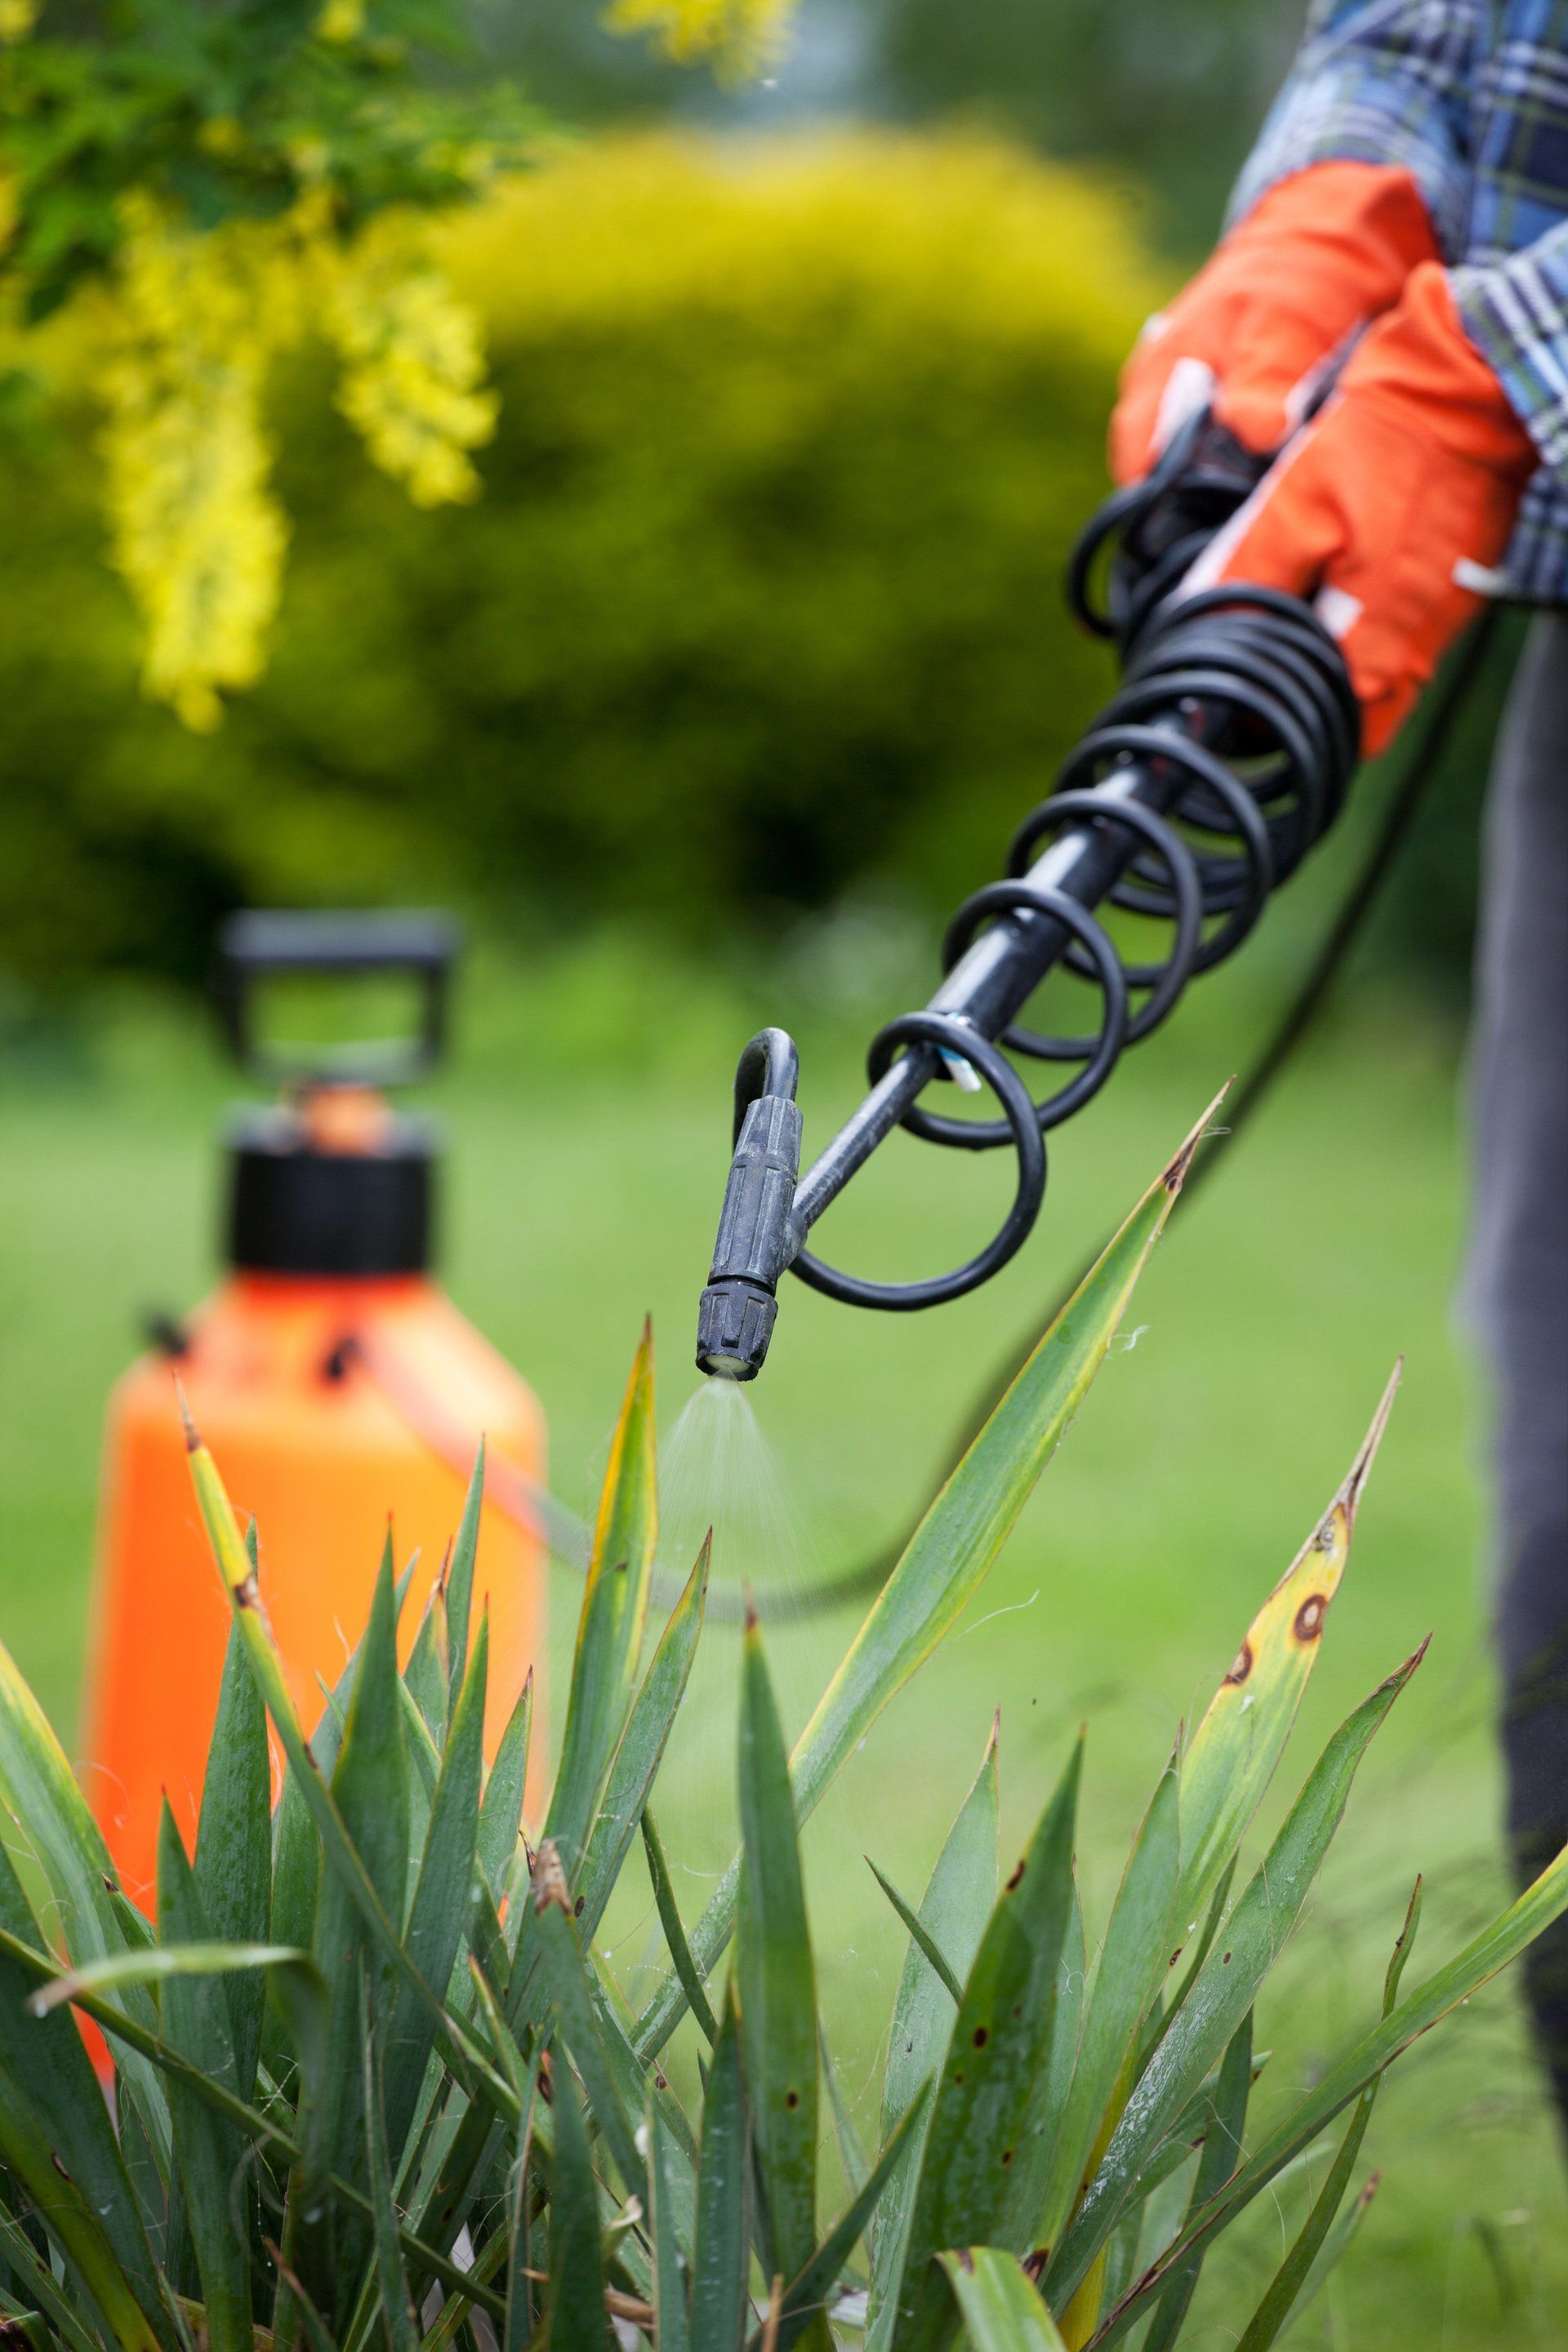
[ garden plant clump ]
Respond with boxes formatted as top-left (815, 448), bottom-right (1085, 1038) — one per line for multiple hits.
top-left (0, 1106), bottom-right (1564, 2349)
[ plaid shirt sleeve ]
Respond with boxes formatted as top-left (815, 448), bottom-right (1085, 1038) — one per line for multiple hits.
top-left (1453, 234), bottom-right (1568, 483)
top-left (1228, 2), bottom-right (1481, 256)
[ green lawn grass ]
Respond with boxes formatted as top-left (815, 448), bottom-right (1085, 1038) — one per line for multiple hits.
top-left (2, 912), bottom-right (1564, 2344)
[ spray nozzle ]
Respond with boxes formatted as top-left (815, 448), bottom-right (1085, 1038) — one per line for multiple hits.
top-left (695, 1027), bottom-right (803, 1382)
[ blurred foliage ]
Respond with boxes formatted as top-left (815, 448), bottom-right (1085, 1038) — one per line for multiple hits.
top-left (866, 0), bottom-right (1303, 256)
top-left (0, 130), bottom-right (1164, 992)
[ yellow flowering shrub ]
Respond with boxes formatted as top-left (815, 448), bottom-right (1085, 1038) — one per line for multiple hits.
top-left (0, 131), bottom-right (1164, 991)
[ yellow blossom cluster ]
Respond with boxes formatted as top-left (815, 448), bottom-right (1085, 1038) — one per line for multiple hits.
top-left (96, 200), bottom-right (296, 731)
top-left (319, 226), bottom-right (498, 508)
top-left (316, 0), bottom-right (366, 40)
top-left (94, 195), bottom-right (496, 728)
top-left (606, 0), bottom-right (794, 74)
top-left (0, 0), bottom-right (37, 43)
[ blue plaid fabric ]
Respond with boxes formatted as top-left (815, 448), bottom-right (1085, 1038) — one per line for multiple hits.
top-left (1234, 2), bottom-right (1568, 599)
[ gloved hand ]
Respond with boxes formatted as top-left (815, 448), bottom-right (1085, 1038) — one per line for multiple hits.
top-left (1111, 161), bottom-right (1440, 485)
top-left (1183, 262), bottom-right (1538, 755)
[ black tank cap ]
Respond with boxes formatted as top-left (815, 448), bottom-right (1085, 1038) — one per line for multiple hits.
top-left (225, 1105), bottom-right (437, 1276)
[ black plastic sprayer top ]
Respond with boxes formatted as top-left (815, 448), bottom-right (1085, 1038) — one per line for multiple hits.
top-left (696, 414), bottom-right (1364, 1382)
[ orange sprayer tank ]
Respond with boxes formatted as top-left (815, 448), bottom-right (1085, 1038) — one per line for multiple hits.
top-left (80, 911), bottom-right (545, 1911)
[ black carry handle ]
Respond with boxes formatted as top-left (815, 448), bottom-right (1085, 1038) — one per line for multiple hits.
top-left (216, 909), bottom-right (462, 1089)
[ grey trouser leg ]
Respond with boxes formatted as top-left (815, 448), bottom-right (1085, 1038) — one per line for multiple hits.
top-left (1470, 611), bottom-right (1568, 2130)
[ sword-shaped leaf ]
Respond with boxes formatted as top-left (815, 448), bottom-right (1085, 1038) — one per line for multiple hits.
top-left (534, 1839), bottom-right (647, 2204)
top-left (894, 1737), bottom-right (1084, 2352)
top-left (1036, 1756), bottom-right (1180, 2252)
top-left (1136, 2010), bottom-right (1254, 2352)
top-left (1176, 1370), bottom-right (1397, 1939)
top-left (381, 1613), bottom-right (489, 2163)
top-left (1229, 1880), bottom-right (1420, 2352)
top-left (545, 2051), bottom-right (613, 2352)
top-left (549, 1325), bottom-right (658, 1877)
top-left (644, 1806), bottom-right (719, 2046)
top-left (737, 1611), bottom-right (821, 2317)
top-left (362, 1978), bottom-right (420, 2352)
top-left (0, 2193), bottom-right (103, 2352)
top-left (937, 2247), bottom-right (1068, 2351)
top-left (404, 1574), bottom-right (451, 1749)
top-left (1276, 2173), bottom-right (1379, 2341)
top-left (635, 1107), bottom-right (1209, 2060)
top-left (0, 1839), bottom-right (166, 2336)
top-left (157, 1802), bottom-right (253, 2352)
top-left (690, 1979), bottom-right (751, 2352)
top-left (866, 1856), bottom-right (964, 2007)
top-left (502, 2085), bottom-right (538, 2352)
top-left (1004, 1873), bottom-right (1088, 2251)
top-left (869, 1719), bottom-right (999, 2352)
top-left (313, 1548), bottom-right (412, 2276)
top-left (445, 1441), bottom-right (485, 1714)
top-left (650, 2100), bottom-right (693, 2352)
top-left (478, 1667), bottom-right (534, 1900)
top-left (771, 2082), bottom-right (933, 2352)
top-left (0, 2056), bottom-right (163, 2352)
top-left (194, 1608), bottom-right (273, 2105)
top-left (0, 1624), bottom-right (167, 2143)
top-left (578, 1533), bottom-right (710, 1940)
top-left (1054, 1642), bottom-right (1425, 2313)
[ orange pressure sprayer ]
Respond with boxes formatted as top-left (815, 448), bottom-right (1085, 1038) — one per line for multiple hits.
top-left (82, 911), bottom-right (546, 1910)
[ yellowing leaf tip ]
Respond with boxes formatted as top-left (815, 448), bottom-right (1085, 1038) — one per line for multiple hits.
top-left (1342, 1360), bottom-right (1402, 1525)
top-left (175, 1378), bottom-right (200, 1453)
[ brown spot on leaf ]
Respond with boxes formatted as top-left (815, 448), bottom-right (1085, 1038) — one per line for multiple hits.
top-left (955, 2249), bottom-right (975, 2275)
top-left (235, 1572), bottom-right (261, 1611)
top-left (1001, 2148), bottom-right (1013, 2165)
top-left (1225, 1641), bottom-right (1254, 1686)
top-left (953, 2069), bottom-right (964, 2085)
top-left (1023, 2250), bottom-right (1049, 2285)
top-left (785, 2089), bottom-right (800, 2110)
top-left (573, 1895), bottom-right (586, 1918)
top-left (51, 2154), bottom-right (69, 2180)
top-left (1222, 1951), bottom-right (1232, 1964)
top-left (654, 2072), bottom-right (667, 2091)
top-left (1294, 1593), bottom-right (1327, 1643)
top-left (972, 2025), bottom-right (989, 2049)
top-left (1005, 1859), bottom-right (1026, 1891)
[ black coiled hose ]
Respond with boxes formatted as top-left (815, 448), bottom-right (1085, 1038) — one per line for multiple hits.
top-left (785, 422), bottom-right (1361, 1319)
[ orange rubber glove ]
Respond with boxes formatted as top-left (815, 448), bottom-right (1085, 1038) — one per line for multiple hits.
top-left (1183, 263), bottom-right (1537, 755)
top-left (1111, 161), bottom-right (1441, 485)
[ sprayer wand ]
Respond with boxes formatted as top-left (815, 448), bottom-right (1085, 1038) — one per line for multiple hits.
top-left (696, 414), bottom-right (1364, 1381)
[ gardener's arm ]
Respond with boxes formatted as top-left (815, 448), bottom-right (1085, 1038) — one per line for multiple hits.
top-left (1112, 0), bottom-right (1477, 482)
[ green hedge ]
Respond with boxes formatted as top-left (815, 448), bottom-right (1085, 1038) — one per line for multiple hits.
top-left (0, 131), bottom-right (1164, 991)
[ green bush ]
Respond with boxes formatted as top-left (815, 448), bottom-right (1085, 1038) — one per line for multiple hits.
top-left (0, 131), bottom-right (1159, 993)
